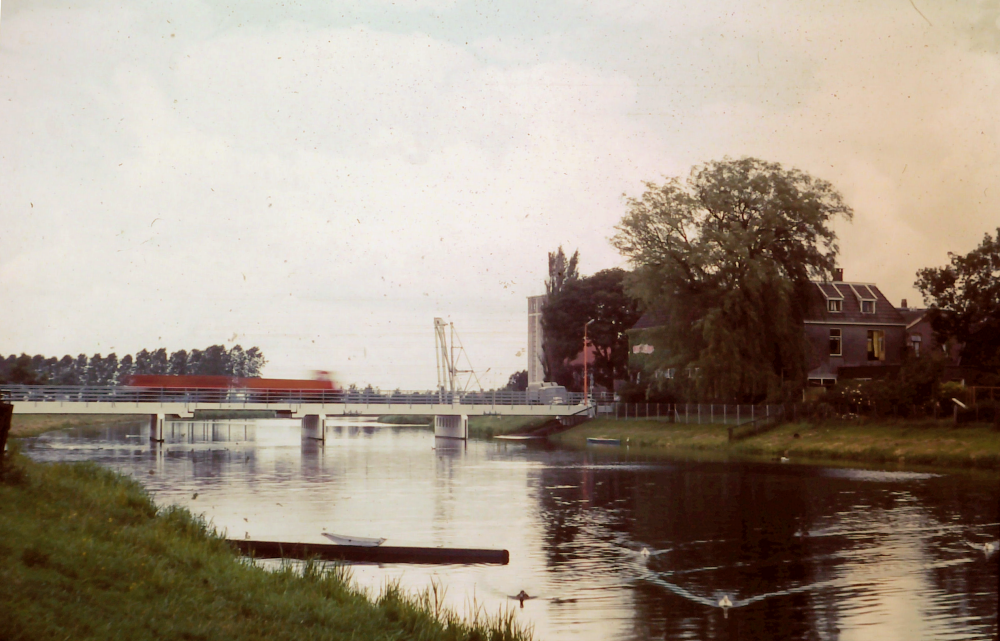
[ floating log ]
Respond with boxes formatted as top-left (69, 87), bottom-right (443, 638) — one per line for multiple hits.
top-left (229, 539), bottom-right (509, 565)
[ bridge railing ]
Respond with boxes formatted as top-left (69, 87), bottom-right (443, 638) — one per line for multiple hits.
top-left (0, 385), bottom-right (614, 407)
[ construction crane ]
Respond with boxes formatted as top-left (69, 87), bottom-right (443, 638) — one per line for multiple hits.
top-left (434, 318), bottom-right (483, 400)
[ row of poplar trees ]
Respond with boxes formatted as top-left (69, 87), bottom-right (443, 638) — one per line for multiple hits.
top-left (0, 345), bottom-right (266, 386)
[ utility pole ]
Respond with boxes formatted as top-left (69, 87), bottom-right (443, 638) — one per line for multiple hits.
top-left (584, 319), bottom-right (595, 407)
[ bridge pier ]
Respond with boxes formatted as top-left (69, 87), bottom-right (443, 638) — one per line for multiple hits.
top-left (149, 414), bottom-right (182, 442)
top-left (301, 414), bottom-right (326, 442)
top-left (434, 415), bottom-right (468, 440)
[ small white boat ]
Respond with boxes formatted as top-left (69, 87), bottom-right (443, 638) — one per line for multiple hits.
top-left (322, 532), bottom-right (387, 547)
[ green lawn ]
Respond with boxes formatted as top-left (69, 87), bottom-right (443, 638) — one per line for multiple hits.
top-left (467, 416), bottom-right (549, 438)
top-left (0, 448), bottom-right (529, 641)
top-left (552, 417), bottom-right (1000, 471)
top-left (377, 415), bottom-right (433, 426)
top-left (9, 414), bottom-right (148, 438)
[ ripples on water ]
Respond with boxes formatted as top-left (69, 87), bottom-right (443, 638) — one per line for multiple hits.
top-left (25, 418), bottom-right (999, 641)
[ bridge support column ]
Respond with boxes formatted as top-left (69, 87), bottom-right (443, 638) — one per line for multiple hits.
top-left (434, 415), bottom-right (468, 440)
top-left (149, 414), bottom-right (168, 442)
top-left (301, 414), bottom-right (326, 442)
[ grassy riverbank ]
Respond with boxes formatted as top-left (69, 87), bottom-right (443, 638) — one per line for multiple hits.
top-left (552, 418), bottom-right (1000, 471)
top-left (467, 416), bottom-right (548, 439)
top-left (9, 414), bottom-right (147, 439)
top-left (376, 415), bottom-right (548, 438)
top-left (377, 415), bottom-right (433, 426)
top-left (193, 410), bottom-right (277, 420)
top-left (0, 447), bottom-right (529, 641)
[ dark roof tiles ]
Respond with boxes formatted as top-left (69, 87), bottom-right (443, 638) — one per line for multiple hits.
top-left (806, 281), bottom-right (906, 325)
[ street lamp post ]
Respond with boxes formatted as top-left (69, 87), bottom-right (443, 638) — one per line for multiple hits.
top-left (583, 319), bottom-right (595, 407)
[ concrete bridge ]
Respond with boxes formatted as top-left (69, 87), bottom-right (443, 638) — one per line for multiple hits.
top-left (1, 385), bottom-right (597, 441)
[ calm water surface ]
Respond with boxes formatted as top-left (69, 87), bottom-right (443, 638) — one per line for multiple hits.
top-left (25, 418), bottom-right (999, 641)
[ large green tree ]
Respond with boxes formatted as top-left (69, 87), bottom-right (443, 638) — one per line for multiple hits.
top-left (542, 246), bottom-right (580, 381)
top-left (915, 228), bottom-right (1000, 377)
top-left (612, 157), bottom-right (853, 402)
top-left (542, 268), bottom-right (641, 392)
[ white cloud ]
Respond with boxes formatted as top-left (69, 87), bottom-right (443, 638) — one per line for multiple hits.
top-left (2, 0), bottom-right (997, 388)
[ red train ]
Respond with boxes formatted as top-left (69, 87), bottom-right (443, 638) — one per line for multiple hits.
top-left (124, 373), bottom-right (341, 402)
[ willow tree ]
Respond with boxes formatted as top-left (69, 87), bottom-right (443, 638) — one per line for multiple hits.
top-left (611, 158), bottom-right (852, 402)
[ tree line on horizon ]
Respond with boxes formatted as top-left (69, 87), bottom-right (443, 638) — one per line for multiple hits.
top-left (0, 345), bottom-right (266, 386)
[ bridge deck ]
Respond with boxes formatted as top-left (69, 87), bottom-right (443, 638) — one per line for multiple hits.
top-left (2, 386), bottom-right (597, 417)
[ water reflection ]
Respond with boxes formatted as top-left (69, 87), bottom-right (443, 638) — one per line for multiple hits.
top-left (24, 418), bottom-right (999, 641)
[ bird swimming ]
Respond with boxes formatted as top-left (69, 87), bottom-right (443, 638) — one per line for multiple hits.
top-left (640, 547), bottom-right (651, 558)
top-left (719, 594), bottom-right (733, 618)
top-left (965, 540), bottom-right (998, 555)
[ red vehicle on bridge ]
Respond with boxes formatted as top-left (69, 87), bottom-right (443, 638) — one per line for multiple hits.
top-left (124, 373), bottom-right (341, 403)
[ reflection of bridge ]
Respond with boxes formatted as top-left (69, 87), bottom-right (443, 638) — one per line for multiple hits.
top-left (2, 385), bottom-right (598, 442)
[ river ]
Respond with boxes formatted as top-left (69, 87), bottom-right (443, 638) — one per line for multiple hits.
top-left (23, 417), bottom-right (999, 641)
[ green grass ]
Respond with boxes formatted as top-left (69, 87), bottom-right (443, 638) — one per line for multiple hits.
top-left (376, 416), bottom-right (548, 437)
top-left (192, 410), bottom-right (277, 420)
top-left (9, 414), bottom-right (147, 438)
top-left (467, 416), bottom-right (549, 439)
top-left (551, 417), bottom-right (1000, 471)
top-left (0, 447), bottom-right (531, 641)
top-left (377, 415), bottom-right (433, 426)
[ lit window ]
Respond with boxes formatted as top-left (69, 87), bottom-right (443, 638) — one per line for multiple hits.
top-left (861, 300), bottom-right (875, 314)
top-left (829, 329), bottom-right (842, 356)
top-left (867, 329), bottom-right (885, 361)
top-left (827, 299), bottom-right (843, 312)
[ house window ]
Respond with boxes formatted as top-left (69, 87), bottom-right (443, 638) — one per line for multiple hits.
top-left (861, 300), bottom-right (875, 314)
top-left (867, 329), bottom-right (886, 361)
top-left (829, 329), bottom-right (842, 356)
top-left (827, 299), bottom-right (843, 312)
top-left (911, 334), bottom-right (921, 356)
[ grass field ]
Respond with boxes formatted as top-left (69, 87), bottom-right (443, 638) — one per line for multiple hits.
top-left (376, 415), bottom-right (433, 426)
top-left (376, 415), bottom-right (549, 437)
top-left (552, 417), bottom-right (1000, 471)
top-left (0, 447), bottom-right (530, 641)
top-left (467, 416), bottom-right (549, 439)
top-left (9, 414), bottom-right (147, 438)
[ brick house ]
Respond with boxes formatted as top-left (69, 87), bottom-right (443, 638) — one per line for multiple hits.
top-left (804, 270), bottom-right (907, 386)
top-left (627, 270), bottom-right (910, 389)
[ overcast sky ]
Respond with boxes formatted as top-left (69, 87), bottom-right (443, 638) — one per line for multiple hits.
top-left (2, 0), bottom-right (997, 389)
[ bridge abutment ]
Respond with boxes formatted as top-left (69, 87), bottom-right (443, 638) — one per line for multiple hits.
top-left (301, 414), bottom-right (326, 441)
top-left (434, 415), bottom-right (468, 440)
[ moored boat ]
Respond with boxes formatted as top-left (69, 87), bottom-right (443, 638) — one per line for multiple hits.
top-left (321, 532), bottom-right (387, 547)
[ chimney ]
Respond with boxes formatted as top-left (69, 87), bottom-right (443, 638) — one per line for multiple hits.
top-left (834, 268), bottom-right (843, 282)
top-left (901, 299), bottom-right (908, 309)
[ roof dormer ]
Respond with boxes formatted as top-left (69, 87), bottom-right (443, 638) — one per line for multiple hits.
top-left (850, 284), bottom-right (877, 314)
top-left (815, 282), bottom-right (844, 313)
